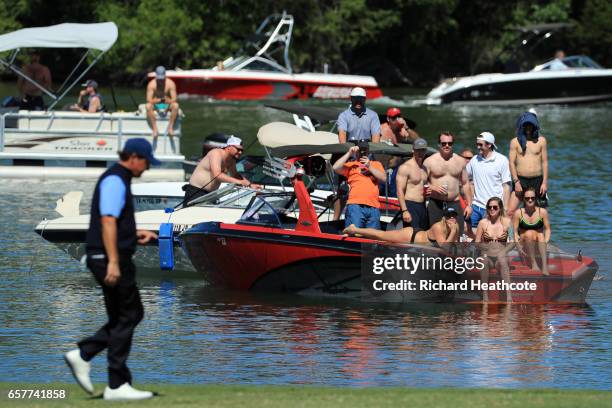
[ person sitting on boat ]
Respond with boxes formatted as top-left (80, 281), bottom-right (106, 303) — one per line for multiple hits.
top-left (380, 107), bottom-right (418, 144)
top-left (475, 197), bottom-right (513, 302)
top-left (70, 80), bottom-right (104, 113)
top-left (549, 50), bottom-right (568, 70)
top-left (395, 138), bottom-right (429, 230)
top-left (343, 206), bottom-right (460, 245)
top-left (183, 136), bottom-right (261, 206)
top-left (507, 110), bottom-right (548, 216)
top-left (333, 142), bottom-right (386, 229)
top-left (512, 187), bottom-right (551, 275)
top-left (146, 66), bottom-right (179, 147)
top-left (17, 51), bottom-right (51, 111)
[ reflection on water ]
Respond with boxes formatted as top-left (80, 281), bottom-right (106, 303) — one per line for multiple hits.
top-left (0, 98), bottom-right (611, 389)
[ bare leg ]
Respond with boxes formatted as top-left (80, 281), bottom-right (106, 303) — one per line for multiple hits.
top-left (480, 258), bottom-right (491, 302)
top-left (343, 224), bottom-right (413, 243)
top-left (522, 231), bottom-right (540, 271)
top-left (167, 102), bottom-right (179, 136)
top-left (497, 256), bottom-right (512, 302)
top-left (537, 233), bottom-right (549, 275)
top-left (146, 103), bottom-right (158, 137)
top-left (506, 191), bottom-right (520, 218)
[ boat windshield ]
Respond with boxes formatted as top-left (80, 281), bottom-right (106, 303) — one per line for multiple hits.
top-left (239, 192), bottom-right (297, 228)
top-left (532, 55), bottom-right (603, 71)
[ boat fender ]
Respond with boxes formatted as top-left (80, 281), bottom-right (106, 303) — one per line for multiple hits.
top-left (158, 222), bottom-right (175, 270)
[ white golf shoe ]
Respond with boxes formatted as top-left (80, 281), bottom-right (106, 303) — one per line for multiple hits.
top-left (103, 383), bottom-right (154, 401)
top-left (64, 349), bottom-right (94, 394)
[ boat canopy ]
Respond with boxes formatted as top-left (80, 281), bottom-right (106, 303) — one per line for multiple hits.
top-left (0, 22), bottom-right (118, 110)
top-left (257, 122), bottom-right (338, 148)
top-left (0, 22), bottom-right (118, 52)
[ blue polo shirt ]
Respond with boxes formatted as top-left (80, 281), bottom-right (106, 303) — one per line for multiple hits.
top-left (337, 107), bottom-right (381, 142)
top-left (99, 175), bottom-right (126, 217)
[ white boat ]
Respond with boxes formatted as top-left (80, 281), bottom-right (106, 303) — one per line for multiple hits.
top-left (426, 24), bottom-right (612, 105)
top-left (157, 13), bottom-right (383, 100)
top-left (0, 22), bottom-right (185, 180)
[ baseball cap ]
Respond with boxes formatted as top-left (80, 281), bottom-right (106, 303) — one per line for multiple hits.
top-left (443, 207), bottom-right (458, 217)
top-left (386, 107), bottom-right (401, 117)
top-left (82, 79), bottom-right (98, 89)
top-left (155, 65), bottom-right (166, 80)
top-left (122, 138), bottom-right (161, 166)
top-left (350, 87), bottom-right (366, 97)
top-left (224, 135), bottom-right (243, 148)
top-left (413, 138), bottom-right (428, 150)
top-left (477, 131), bottom-right (497, 150)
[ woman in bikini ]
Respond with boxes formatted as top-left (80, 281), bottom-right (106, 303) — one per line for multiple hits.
top-left (512, 187), bottom-right (551, 275)
top-left (343, 206), bottom-right (460, 245)
top-left (475, 197), bottom-right (513, 302)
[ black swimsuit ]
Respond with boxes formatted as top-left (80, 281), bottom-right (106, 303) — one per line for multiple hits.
top-left (519, 208), bottom-right (544, 230)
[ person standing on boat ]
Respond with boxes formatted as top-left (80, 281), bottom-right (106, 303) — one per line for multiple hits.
top-left (423, 131), bottom-right (472, 237)
top-left (64, 138), bottom-right (159, 401)
top-left (70, 80), bottom-right (103, 113)
top-left (17, 51), bottom-right (51, 110)
top-left (467, 132), bottom-right (512, 230)
top-left (146, 66), bottom-right (179, 150)
top-left (380, 107), bottom-right (419, 144)
top-left (395, 138), bottom-right (429, 230)
top-left (333, 142), bottom-right (386, 229)
top-left (508, 110), bottom-right (548, 215)
top-left (183, 136), bottom-right (261, 205)
top-left (333, 87), bottom-right (381, 220)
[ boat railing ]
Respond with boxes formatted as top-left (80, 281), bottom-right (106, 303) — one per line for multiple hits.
top-left (0, 110), bottom-right (181, 155)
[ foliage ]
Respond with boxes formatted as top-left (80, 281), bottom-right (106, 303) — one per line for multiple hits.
top-left (0, 0), bottom-right (609, 86)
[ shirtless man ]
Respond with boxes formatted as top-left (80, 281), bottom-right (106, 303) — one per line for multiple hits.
top-left (423, 131), bottom-right (472, 236)
top-left (396, 138), bottom-right (429, 230)
top-left (146, 66), bottom-right (179, 146)
top-left (380, 107), bottom-right (418, 144)
top-left (508, 111), bottom-right (548, 213)
top-left (183, 136), bottom-right (260, 206)
top-left (17, 51), bottom-right (51, 111)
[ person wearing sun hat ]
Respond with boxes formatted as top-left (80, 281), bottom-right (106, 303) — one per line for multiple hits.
top-left (466, 131), bottom-right (512, 230)
top-left (184, 135), bottom-right (262, 205)
top-left (64, 138), bottom-right (160, 401)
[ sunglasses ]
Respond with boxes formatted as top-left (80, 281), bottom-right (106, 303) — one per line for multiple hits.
top-left (440, 142), bottom-right (453, 146)
top-left (462, 155), bottom-right (474, 160)
top-left (524, 196), bottom-right (536, 201)
top-left (389, 115), bottom-right (401, 120)
top-left (476, 143), bottom-right (485, 148)
top-left (487, 205), bottom-right (499, 210)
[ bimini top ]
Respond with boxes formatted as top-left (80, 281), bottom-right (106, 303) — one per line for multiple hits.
top-left (0, 22), bottom-right (118, 52)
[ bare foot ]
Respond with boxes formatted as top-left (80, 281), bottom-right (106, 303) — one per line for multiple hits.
top-left (531, 262), bottom-right (541, 272)
top-left (542, 267), bottom-right (549, 276)
top-left (342, 224), bottom-right (357, 236)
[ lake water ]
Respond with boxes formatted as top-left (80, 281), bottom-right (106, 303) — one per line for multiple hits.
top-left (0, 86), bottom-right (611, 389)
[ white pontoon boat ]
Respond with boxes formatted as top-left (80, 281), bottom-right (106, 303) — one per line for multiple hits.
top-left (0, 22), bottom-right (184, 180)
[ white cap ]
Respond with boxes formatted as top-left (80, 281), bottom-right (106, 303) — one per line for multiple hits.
top-left (477, 131), bottom-right (497, 150)
top-left (350, 87), bottom-right (366, 97)
top-left (224, 135), bottom-right (243, 148)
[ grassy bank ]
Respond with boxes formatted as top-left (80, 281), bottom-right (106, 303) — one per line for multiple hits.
top-left (1, 383), bottom-right (610, 407)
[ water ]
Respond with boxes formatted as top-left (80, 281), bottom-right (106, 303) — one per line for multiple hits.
top-left (1, 86), bottom-right (611, 389)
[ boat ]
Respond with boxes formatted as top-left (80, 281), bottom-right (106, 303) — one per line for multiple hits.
top-left (35, 122), bottom-right (409, 274)
top-left (0, 22), bottom-right (185, 180)
top-left (157, 13), bottom-right (383, 100)
top-left (426, 24), bottom-right (612, 105)
top-left (180, 141), bottom-right (598, 304)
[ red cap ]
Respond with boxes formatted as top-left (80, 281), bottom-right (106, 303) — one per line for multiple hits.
top-left (387, 107), bottom-right (401, 117)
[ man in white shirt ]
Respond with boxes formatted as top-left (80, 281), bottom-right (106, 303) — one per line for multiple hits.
top-left (466, 132), bottom-right (511, 229)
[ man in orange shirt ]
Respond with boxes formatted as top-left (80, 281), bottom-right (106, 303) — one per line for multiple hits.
top-left (333, 142), bottom-right (386, 229)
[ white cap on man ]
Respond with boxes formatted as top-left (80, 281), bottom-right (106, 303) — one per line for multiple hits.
top-left (477, 131), bottom-right (497, 150)
top-left (224, 135), bottom-right (243, 148)
top-left (350, 87), bottom-right (367, 97)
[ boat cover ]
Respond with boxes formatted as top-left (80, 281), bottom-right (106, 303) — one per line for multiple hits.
top-left (257, 122), bottom-right (338, 148)
top-left (0, 22), bottom-right (118, 52)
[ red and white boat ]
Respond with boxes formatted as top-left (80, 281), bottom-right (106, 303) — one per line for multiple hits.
top-left (156, 13), bottom-right (383, 100)
top-left (180, 138), bottom-right (598, 304)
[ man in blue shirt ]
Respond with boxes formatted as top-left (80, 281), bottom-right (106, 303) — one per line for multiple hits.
top-left (337, 87), bottom-right (381, 143)
top-left (64, 138), bottom-right (159, 401)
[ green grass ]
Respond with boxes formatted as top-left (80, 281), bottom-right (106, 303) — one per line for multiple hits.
top-left (0, 383), bottom-right (610, 407)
